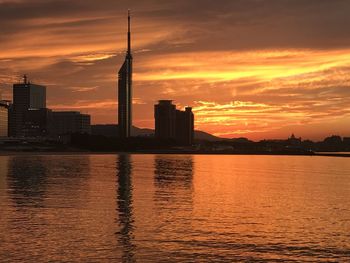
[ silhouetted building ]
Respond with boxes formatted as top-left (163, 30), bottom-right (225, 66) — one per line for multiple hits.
top-left (154, 100), bottom-right (176, 140)
top-left (154, 100), bottom-right (194, 145)
top-left (176, 107), bottom-right (194, 145)
top-left (118, 11), bottom-right (133, 139)
top-left (51, 111), bottom-right (91, 136)
top-left (12, 75), bottom-right (46, 137)
top-left (91, 124), bottom-right (154, 138)
top-left (23, 108), bottom-right (52, 137)
top-left (287, 133), bottom-right (302, 146)
top-left (91, 124), bottom-right (119, 137)
top-left (344, 137), bottom-right (350, 145)
top-left (0, 101), bottom-right (9, 137)
top-left (8, 103), bottom-right (15, 137)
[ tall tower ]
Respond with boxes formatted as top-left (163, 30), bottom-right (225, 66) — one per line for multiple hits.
top-left (118, 11), bottom-right (133, 138)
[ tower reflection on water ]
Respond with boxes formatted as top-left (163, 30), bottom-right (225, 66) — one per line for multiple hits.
top-left (116, 154), bottom-right (136, 263)
top-left (115, 155), bottom-right (194, 261)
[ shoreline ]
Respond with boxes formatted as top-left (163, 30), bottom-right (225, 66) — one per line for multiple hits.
top-left (0, 150), bottom-right (349, 157)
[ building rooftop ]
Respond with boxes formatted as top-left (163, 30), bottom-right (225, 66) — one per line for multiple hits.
top-left (158, 100), bottom-right (174, 104)
top-left (0, 100), bottom-right (10, 108)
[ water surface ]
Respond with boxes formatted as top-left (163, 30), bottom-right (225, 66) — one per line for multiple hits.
top-left (0, 154), bottom-right (349, 262)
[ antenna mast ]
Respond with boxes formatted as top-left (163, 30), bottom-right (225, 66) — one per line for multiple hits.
top-left (127, 10), bottom-right (131, 55)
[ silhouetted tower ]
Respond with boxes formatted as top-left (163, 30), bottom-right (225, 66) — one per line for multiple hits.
top-left (118, 11), bottom-right (133, 138)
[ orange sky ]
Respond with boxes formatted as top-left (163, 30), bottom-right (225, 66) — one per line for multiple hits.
top-left (0, 0), bottom-right (350, 140)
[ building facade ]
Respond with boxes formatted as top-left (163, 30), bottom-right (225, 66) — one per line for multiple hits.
top-left (154, 100), bottom-right (176, 140)
top-left (23, 108), bottom-right (52, 137)
top-left (118, 12), bottom-right (133, 138)
top-left (176, 107), bottom-right (194, 145)
top-left (51, 111), bottom-right (91, 136)
top-left (12, 76), bottom-right (46, 137)
top-left (0, 101), bottom-right (9, 137)
top-left (8, 103), bottom-right (15, 137)
top-left (154, 100), bottom-right (194, 145)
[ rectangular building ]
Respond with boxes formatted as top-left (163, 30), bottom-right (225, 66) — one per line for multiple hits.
top-left (154, 100), bottom-right (176, 140)
top-left (51, 111), bottom-right (91, 136)
top-left (176, 107), bottom-right (194, 145)
top-left (0, 101), bottom-right (9, 137)
top-left (23, 108), bottom-right (52, 137)
top-left (343, 137), bottom-right (350, 145)
top-left (12, 77), bottom-right (46, 137)
top-left (154, 101), bottom-right (194, 145)
top-left (8, 103), bottom-right (15, 137)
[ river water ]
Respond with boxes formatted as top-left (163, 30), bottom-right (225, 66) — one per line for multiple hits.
top-left (0, 154), bottom-right (349, 262)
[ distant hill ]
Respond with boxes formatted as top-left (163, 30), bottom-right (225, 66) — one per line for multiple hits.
top-left (91, 124), bottom-right (118, 137)
top-left (132, 126), bottom-right (154, 137)
top-left (193, 130), bottom-right (221, 141)
top-left (91, 124), bottom-right (221, 141)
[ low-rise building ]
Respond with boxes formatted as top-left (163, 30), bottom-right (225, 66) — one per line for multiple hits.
top-left (0, 101), bottom-right (9, 137)
top-left (51, 111), bottom-right (91, 136)
top-left (23, 108), bottom-right (52, 137)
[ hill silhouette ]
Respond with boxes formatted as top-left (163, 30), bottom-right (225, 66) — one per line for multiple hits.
top-left (91, 124), bottom-right (220, 141)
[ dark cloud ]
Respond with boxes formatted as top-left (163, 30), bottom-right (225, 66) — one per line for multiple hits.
top-left (1, 0), bottom-right (350, 51)
top-left (1, 0), bottom-right (350, 139)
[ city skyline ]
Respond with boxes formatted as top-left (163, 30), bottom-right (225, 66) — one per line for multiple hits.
top-left (1, 0), bottom-right (350, 140)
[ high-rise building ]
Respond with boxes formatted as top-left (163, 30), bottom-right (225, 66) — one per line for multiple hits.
top-left (176, 107), bottom-right (194, 145)
top-left (12, 75), bottom-right (46, 137)
top-left (51, 111), bottom-right (91, 136)
top-left (118, 11), bottom-right (133, 138)
top-left (154, 100), bottom-right (194, 145)
top-left (0, 101), bottom-right (9, 137)
top-left (154, 100), bottom-right (176, 140)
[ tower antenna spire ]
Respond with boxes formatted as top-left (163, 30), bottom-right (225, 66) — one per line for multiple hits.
top-left (127, 9), bottom-right (131, 55)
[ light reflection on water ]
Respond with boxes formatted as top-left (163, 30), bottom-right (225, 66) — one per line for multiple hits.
top-left (0, 154), bottom-right (349, 262)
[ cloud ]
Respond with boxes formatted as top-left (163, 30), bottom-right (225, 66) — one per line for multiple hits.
top-left (1, 0), bottom-right (350, 139)
top-left (192, 99), bottom-right (350, 140)
top-left (68, 86), bottom-right (99, 92)
top-left (51, 99), bottom-right (117, 110)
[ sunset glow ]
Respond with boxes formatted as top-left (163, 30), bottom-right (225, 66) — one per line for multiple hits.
top-left (1, 0), bottom-right (350, 140)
